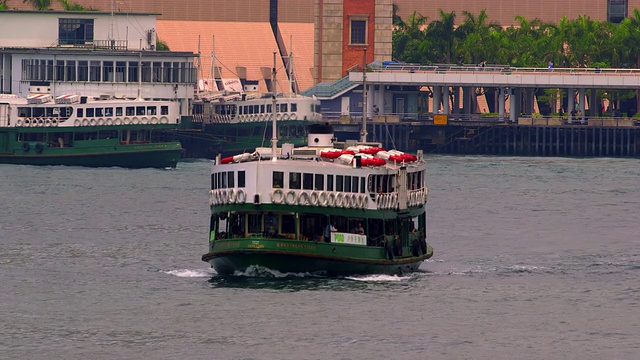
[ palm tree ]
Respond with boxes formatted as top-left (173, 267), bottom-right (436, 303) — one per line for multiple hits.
top-left (23, 0), bottom-right (51, 10)
top-left (426, 10), bottom-right (458, 64)
top-left (58, 0), bottom-right (89, 11)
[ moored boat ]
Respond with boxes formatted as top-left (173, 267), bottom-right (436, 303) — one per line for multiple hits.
top-left (202, 121), bottom-right (433, 276)
top-left (0, 94), bottom-right (183, 168)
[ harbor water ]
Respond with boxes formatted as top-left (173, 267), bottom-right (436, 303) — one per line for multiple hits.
top-left (1, 156), bottom-right (639, 359)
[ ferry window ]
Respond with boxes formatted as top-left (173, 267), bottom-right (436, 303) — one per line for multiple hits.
top-left (281, 103), bottom-right (288, 112)
top-left (18, 108), bottom-right (31, 117)
top-left (96, 108), bottom-right (104, 117)
top-left (221, 172), bottom-right (227, 188)
top-left (147, 106), bottom-right (157, 115)
top-left (77, 108), bottom-right (83, 117)
top-left (260, 105), bottom-right (265, 113)
top-left (32, 108), bottom-right (44, 118)
top-left (360, 177), bottom-right (366, 193)
top-left (86, 108), bottom-right (95, 117)
top-left (161, 106), bottom-right (168, 115)
top-left (273, 171), bottom-right (284, 188)
top-left (327, 175), bottom-right (334, 191)
top-left (253, 105), bottom-right (259, 114)
top-left (344, 176), bottom-right (352, 192)
top-left (248, 214), bottom-right (261, 234)
top-left (291, 103), bottom-right (297, 112)
top-left (218, 173), bottom-right (223, 189)
top-left (227, 171), bottom-right (235, 188)
top-left (98, 130), bottom-right (117, 139)
top-left (289, 172), bottom-right (301, 189)
top-left (303, 173), bottom-right (313, 190)
top-left (211, 173), bottom-right (216, 189)
top-left (136, 106), bottom-right (145, 116)
top-left (126, 107), bottom-right (135, 116)
top-left (267, 104), bottom-right (272, 113)
top-left (238, 171), bottom-right (246, 187)
top-left (352, 176), bottom-right (359, 193)
top-left (314, 174), bottom-right (324, 190)
top-left (74, 131), bottom-right (98, 140)
top-left (105, 107), bottom-right (113, 117)
top-left (282, 215), bottom-right (295, 234)
top-left (336, 175), bottom-right (344, 192)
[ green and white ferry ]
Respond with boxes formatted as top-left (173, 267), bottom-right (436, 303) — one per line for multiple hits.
top-left (0, 93), bottom-right (183, 168)
top-left (202, 122), bottom-right (433, 276)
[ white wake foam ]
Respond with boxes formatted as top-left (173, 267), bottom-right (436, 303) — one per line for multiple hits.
top-left (164, 268), bottom-right (215, 277)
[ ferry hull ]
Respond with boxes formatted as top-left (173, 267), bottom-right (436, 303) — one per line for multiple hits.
top-left (202, 238), bottom-right (433, 276)
top-left (0, 145), bottom-right (182, 168)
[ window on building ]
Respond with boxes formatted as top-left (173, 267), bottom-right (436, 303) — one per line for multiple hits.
top-left (350, 18), bottom-right (367, 45)
top-left (58, 18), bottom-right (94, 45)
top-left (608, 0), bottom-right (628, 23)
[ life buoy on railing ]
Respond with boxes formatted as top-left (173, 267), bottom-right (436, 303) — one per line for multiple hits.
top-left (52, 119), bottom-right (59, 127)
top-left (227, 188), bottom-right (237, 204)
top-left (236, 188), bottom-right (247, 204)
top-left (16, 119), bottom-right (23, 127)
top-left (89, 119), bottom-right (97, 126)
top-left (328, 192), bottom-right (336, 207)
top-left (44, 119), bottom-right (52, 127)
top-left (106, 118), bottom-right (113, 125)
top-left (36, 119), bottom-right (44, 127)
top-left (151, 117), bottom-right (158, 124)
top-left (208, 190), bottom-right (216, 206)
top-left (74, 119), bottom-right (80, 126)
top-left (22, 142), bottom-right (30, 152)
top-left (310, 191), bottom-right (319, 206)
top-left (282, 113), bottom-right (290, 121)
top-left (290, 113), bottom-right (297, 120)
top-left (360, 194), bottom-right (367, 209)
top-left (351, 194), bottom-right (358, 208)
top-left (318, 191), bottom-right (328, 206)
top-left (132, 117), bottom-right (140, 125)
top-left (141, 117), bottom-right (149, 124)
top-left (285, 190), bottom-right (297, 205)
top-left (298, 191), bottom-right (310, 206)
top-left (34, 143), bottom-right (44, 154)
top-left (123, 117), bottom-right (131, 125)
top-left (97, 118), bottom-right (105, 126)
top-left (276, 113), bottom-right (282, 121)
top-left (160, 116), bottom-right (169, 124)
top-left (335, 192), bottom-right (344, 207)
top-left (343, 193), bottom-right (351, 208)
top-left (115, 118), bottom-right (122, 125)
top-left (389, 193), bottom-right (397, 209)
top-left (271, 189), bottom-right (284, 204)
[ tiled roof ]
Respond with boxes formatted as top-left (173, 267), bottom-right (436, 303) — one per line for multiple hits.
top-left (157, 20), bottom-right (315, 93)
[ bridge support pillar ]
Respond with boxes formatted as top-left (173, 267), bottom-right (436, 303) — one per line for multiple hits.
top-left (579, 88), bottom-right (586, 123)
top-left (443, 86), bottom-right (450, 114)
top-left (432, 86), bottom-right (442, 114)
top-left (499, 87), bottom-right (506, 121)
top-left (567, 88), bottom-right (575, 124)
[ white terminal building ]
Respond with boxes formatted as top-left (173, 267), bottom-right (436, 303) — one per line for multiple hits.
top-left (0, 10), bottom-right (197, 115)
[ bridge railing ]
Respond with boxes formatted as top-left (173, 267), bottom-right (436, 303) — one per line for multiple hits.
top-left (358, 63), bottom-right (640, 76)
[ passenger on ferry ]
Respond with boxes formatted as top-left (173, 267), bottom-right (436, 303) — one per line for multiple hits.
top-left (324, 222), bottom-right (337, 242)
top-left (354, 222), bottom-right (365, 235)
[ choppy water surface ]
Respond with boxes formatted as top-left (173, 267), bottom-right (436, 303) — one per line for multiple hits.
top-left (1, 157), bottom-right (639, 359)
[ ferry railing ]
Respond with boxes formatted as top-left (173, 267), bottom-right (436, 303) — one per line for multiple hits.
top-left (361, 63), bottom-right (640, 76)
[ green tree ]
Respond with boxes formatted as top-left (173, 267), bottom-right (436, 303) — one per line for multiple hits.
top-left (0, 0), bottom-right (8, 10)
top-left (58, 0), bottom-right (90, 11)
top-left (23, 0), bottom-right (51, 10)
top-left (425, 10), bottom-right (458, 64)
top-left (156, 39), bottom-right (170, 51)
top-left (392, 10), bottom-right (429, 63)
